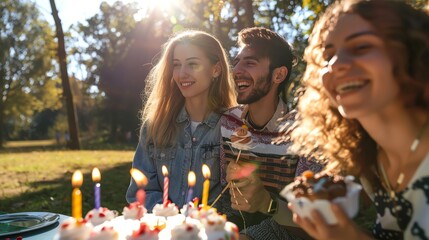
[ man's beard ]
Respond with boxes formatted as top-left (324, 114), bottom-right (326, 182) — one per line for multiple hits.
top-left (237, 72), bottom-right (273, 104)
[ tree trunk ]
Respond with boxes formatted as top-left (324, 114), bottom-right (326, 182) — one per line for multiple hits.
top-left (242, 0), bottom-right (255, 27)
top-left (49, 0), bottom-right (80, 149)
top-left (232, 0), bottom-right (255, 30)
top-left (0, 101), bottom-right (4, 148)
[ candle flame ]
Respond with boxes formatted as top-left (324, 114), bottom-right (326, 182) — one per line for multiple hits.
top-left (72, 170), bottom-right (83, 188)
top-left (162, 165), bottom-right (168, 177)
top-left (92, 168), bottom-right (101, 182)
top-left (202, 164), bottom-right (210, 179)
top-left (188, 171), bottom-right (196, 187)
top-left (130, 168), bottom-right (148, 187)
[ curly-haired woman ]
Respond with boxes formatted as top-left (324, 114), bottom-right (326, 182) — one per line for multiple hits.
top-left (290, 0), bottom-right (429, 239)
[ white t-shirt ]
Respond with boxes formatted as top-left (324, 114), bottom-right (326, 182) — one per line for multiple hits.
top-left (190, 121), bottom-right (201, 134)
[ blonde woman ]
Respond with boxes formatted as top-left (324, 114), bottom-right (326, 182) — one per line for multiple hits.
top-left (126, 30), bottom-right (236, 210)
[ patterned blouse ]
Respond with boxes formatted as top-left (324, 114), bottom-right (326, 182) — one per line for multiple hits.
top-left (361, 153), bottom-right (429, 239)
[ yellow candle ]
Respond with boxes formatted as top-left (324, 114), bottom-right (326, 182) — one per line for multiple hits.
top-left (201, 164), bottom-right (210, 209)
top-left (71, 170), bottom-right (83, 219)
top-left (193, 197), bottom-right (199, 208)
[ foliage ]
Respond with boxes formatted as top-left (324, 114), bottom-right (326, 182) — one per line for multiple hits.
top-left (0, 0), bottom-right (61, 144)
top-left (74, 1), bottom-right (139, 89)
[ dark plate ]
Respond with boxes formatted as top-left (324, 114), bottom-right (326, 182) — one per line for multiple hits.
top-left (0, 212), bottom-right (60, 237)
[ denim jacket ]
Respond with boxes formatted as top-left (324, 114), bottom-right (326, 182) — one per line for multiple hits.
top-left (126, 107), bottom-right (223, 211)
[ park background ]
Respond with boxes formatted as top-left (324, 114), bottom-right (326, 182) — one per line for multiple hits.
top-left (0, 0), bottom-right (426, 229)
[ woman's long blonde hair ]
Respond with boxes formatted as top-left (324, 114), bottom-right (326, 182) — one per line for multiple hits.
top-left (292, 0), bottom-right (429, 181)
top-left (141, 30), bottom-right (236, 147)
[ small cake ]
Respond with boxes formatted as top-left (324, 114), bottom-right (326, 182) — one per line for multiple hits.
top-left (152, 201), bottom-right (179, 217)
top-left (56, 218), bottom-right (93, 240)
top-left (168, 219), bottom-right (202, 240)
top-left (230, 125), bottom-right (252, 144)
top-left (85, 207), bottom-right (117, 226)
top-left (280, 170), bottom-right (362, 225)
top-left (123, 202), bottom-right (147, 220)
top-left (201, 212), bottom-right (239, 240)
top-left (291, 171), bottom-right (347, 201)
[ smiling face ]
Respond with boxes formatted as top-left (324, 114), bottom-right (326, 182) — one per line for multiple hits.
top-left (321, 13), bottom-right (400, 119)
top-left (172, 43), bottom-right (218, 100)
top-left (232, 46), bottom-right (273, 104)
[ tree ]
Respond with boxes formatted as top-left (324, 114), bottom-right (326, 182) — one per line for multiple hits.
top-left (50, 0), bottom-right (80, 149)
top-left (74, 2), bottom-right (171, 141)
top-left (0, 0), bottom-right (60, 146)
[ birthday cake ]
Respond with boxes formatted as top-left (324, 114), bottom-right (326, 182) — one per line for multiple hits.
top-left (55, 202), bottom-right (239, 240)
top-left (280, 170), bottom-right (362, 225)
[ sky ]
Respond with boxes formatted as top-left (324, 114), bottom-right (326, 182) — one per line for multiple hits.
top-left (34, 0), bottom-right (117, 29)
top-left (33, 0), bottom-right (161, 29)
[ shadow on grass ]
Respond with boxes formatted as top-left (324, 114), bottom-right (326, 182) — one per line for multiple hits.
top-left (0, 162), bottom-right (132, 216)
top-left (0, 141), bottom-right (137, 153)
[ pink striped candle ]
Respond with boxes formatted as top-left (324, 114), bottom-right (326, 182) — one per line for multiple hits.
top-left (162, 165), bottom-right (169, 207)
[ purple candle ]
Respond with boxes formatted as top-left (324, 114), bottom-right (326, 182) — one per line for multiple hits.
top-left (187, 171), bottom-right (196, 203)
top-left (92, 168), bottom-right (101, 209)
top-left (94, 183), bottom-right (101, 209)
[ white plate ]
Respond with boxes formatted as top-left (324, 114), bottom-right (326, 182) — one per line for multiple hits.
top-left (0, 212), bottom-right (60, 237)
top-left (226, 141), bottom-right (257, 151)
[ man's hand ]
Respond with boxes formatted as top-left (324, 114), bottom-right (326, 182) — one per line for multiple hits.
top-left (226, 161), bottom-right (271, 213)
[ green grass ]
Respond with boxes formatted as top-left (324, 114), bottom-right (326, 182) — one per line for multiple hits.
top-left (0, 145), bottom-right (135, 216)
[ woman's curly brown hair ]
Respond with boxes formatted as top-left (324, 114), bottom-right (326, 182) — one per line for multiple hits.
top-left (291, 0), bottom-right (429, 181)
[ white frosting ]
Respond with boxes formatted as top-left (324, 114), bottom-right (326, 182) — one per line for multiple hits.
top-left (57, 218), bottom-right (93, 240)
top-left (153, 203), bottom-right (179, 217)
top-left (188, 207), bottom-right (218, 220)
top-left (141, 213), bottom-right (168, 229)
top-left (169, 219), bottom-right (202, 240)
top-left (85, 207), bottom-right (117, 226)
top-left (201, 213), bottom-right (226, 232)
top-left (125, 222), bottom-right (160, 240)
top-left (107, 216), bottom-right (141, 240)
top-left (123, 202), bottom-right (147, 219)
top-left (180, 203), bottom-right (199, 217)
top-left (89, 225), bottom-right (119, 240)
top-left (204, 221), bottom-right (238, 240)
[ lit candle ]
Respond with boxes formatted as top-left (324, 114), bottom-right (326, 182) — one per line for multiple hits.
top-left (187, 171), bottom-right (196, 203)
top-left (162, 165), bottom-right (169, 207)
top-left (202, 164), bottom-right (211, 209)
top-left (92, 168), bottom-right (101, 210)
top-left (193, 197), bottom-right (199, 208)
top-left (130, 168), bottom-right (148, 206)
top-left (71, 170), bottom-right (83, 220)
